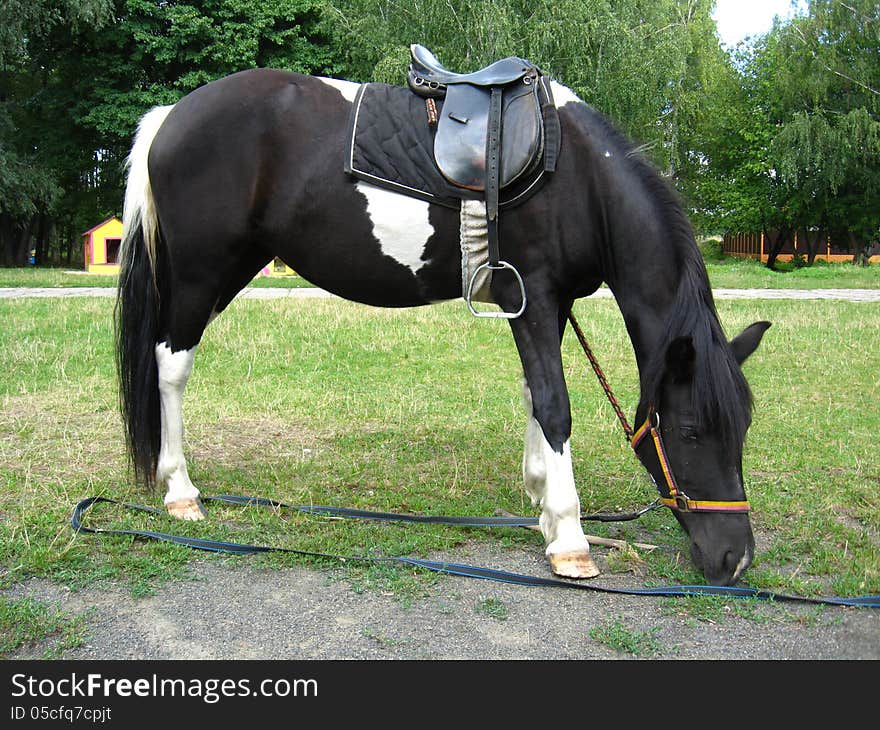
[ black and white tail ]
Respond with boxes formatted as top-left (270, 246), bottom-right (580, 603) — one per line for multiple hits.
top-left (115, 105), bottom-right (174, 489)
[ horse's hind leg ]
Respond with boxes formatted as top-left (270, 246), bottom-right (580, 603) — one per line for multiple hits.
top-left (509, 294), bottom-right (599, 579)
top-left (153, 276), bottom-right (225, 520)
top-left (155, 340), bottom-right (205, 520)
top-left (153, 243), bottom-right (270, 520)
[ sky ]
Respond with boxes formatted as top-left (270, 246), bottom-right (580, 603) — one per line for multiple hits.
top-left (712, 0), bottom-right (808, 48)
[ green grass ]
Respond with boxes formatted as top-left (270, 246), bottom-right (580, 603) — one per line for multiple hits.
top-left (475, 596), bottom-right (509, 621)
top-left (0, 266), bottom-right (314, 289)
top-left (0, 267), bottom-right (119, 288)
top-left (659, 594), bottom-right (771, 624)
top-left (589, 618), bottom-right (663, 656)
top-left (246, 275), bottom-right (316, 288)
top-left (705, 257), bottom-right (880, 289)
top-left (0, 596), bottom-right (87, 658)
top-left (0, 293), bottom-right (878, 607)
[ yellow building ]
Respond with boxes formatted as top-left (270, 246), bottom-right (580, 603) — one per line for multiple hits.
top-left (259, 257), bottom-right (298, 277)
top-left (83, 217), bottom-right (123, 274)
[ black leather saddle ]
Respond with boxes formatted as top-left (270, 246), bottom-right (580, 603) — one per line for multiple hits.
top-left (407, 44), bottom-right (545, 192)
top-left (410, 44), bottom-right (534, 86)
top-left (402, 45), bottom-right (559, 318)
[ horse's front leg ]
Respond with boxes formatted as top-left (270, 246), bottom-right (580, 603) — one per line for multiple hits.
top-left (508, 300), bottom-right (599, 579)
top-left (155, 341), bottom-right (206, 520)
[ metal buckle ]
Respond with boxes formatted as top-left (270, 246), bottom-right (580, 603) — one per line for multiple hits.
top-left (466, 261), bottom-right (527, 319)
top-left (673, 493), bottom-right (691, 511)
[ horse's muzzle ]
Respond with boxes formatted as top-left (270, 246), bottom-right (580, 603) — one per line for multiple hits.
top-left (680, 512), bottom-right (755, 586)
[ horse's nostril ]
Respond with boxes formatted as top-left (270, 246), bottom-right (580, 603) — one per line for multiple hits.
top-left (722, 548), bottom-right (753, 585)
top-left (723, 550), bottom-right (738, 575)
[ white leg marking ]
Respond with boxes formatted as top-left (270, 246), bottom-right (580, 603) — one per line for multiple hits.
top-left (317, 77), bottom-right (360, 103)
top-left (522, 380), bottom-right (590, 557)
top-left (521, 379), bottom-right (546, 506)
top-left (538, 440), bottom-right (591, 556)
top-left (356, 182), bottom-right (434, 275)
top-left (155, 343), bottom-right (199, 506)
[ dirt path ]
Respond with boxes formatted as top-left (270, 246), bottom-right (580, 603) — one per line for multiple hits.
top-left (6, 541), bottom-right (879, 660)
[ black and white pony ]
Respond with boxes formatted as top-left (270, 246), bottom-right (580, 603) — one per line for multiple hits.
top-left (116, 65), bottom-right (770, 586)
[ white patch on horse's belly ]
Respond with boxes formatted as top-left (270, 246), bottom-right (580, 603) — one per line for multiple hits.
top-left (356, 182), bottom-right (433, 275)
top-left (317, 77), bottom-right (359, 102)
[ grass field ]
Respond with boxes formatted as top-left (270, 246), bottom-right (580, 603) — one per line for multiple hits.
top-left (2, 257), bottom-right (879, 290)
top-left (704, 257), bottom-right (880, 289)
top-left (1, 290), bottom-right (878, 635)
top-left (0, 268), bottom-right (313, 289)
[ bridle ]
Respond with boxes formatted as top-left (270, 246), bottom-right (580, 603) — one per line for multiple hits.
top-left (567, 312), bottom-right (751, 515)
top-left (630, 409), bottom-right (750, 513)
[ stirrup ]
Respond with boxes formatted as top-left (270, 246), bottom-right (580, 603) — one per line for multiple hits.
top-left (465, 261), bottom-right (527, 319)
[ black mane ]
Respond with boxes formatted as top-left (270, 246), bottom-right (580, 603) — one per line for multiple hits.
top-left (579, 105), bottom-right (754, 450)
top-left (643, 249), bottom-right (754, 453)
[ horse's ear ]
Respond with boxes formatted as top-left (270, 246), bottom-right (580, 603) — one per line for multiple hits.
top-left (730, 321), bottom-right (772, 365)
top-left (665, 336), bottom-right (696, 382)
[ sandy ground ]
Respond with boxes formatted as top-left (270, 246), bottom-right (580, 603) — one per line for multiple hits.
top-left (5, 540), bottom-right (879, 661)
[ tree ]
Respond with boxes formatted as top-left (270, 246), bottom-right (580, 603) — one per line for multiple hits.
top-left (327, 0), bottom-right (725, 177)
top-left (1, 0), bottom-right (341, 266)
top-left (770, 0), bottom-right (880, 265)
top-left (695, 0), bottom-right (880, 267)
top-left (0, 1), bottom-right (114, 265)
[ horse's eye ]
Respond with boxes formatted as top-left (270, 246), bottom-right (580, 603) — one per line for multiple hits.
top-left (680, 426), bottom-right (699, 441)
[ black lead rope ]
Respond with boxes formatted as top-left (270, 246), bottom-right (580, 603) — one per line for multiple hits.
top-left (71, 495), bottom-right (880, 608)
top-left (205, 493), bottom-right (658, 524)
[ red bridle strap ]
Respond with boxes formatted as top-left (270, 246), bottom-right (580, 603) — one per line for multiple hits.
top-left (630, 413), bottom-right (751, 513)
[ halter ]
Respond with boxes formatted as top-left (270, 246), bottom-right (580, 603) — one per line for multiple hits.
top-left (566, 312), bottom-right (750, 515)
top-left (630, 410), bottom-right (751, 513)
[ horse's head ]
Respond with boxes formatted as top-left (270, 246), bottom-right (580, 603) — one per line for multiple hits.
top-left (635, 321), bottom-right (771, 586)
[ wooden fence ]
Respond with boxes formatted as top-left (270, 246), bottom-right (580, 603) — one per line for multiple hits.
top-left (722, 230), bottom-right (880, 263)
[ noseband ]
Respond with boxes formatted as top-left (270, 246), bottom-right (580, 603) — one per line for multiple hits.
top-left (630, 410), bottom-right (751, 513)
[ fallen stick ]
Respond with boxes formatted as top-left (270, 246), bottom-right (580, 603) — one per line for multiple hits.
top-left (584, 534), bottom-right (657, 552)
